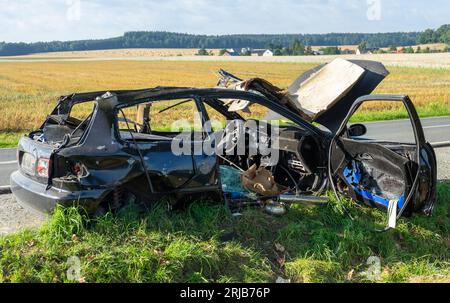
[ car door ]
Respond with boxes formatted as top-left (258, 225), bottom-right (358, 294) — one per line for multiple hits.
top-left (329, 95), bottom-right (437, 223)
top-left (117, 97), bottom-right (217, 194)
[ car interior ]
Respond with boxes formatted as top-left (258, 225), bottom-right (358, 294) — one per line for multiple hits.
top-left (116, 96), bottom-right (328, 198)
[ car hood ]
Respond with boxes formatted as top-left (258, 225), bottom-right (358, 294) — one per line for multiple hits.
top-left (288, 59), bottom-right (389, 132)
top-left (217, 59), bottom-right (389, 133)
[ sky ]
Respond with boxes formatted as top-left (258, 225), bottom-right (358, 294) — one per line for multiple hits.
top-left (0, 0), bottom-right (448, 43)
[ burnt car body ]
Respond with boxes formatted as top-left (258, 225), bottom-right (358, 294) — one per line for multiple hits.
top-left (10, 59), bottom-right (437, 224)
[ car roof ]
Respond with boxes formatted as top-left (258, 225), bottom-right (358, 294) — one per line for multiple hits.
top-left (65, 87), bottom-right (251, 104)
top-left (61, 86), bottom-right (325, 136)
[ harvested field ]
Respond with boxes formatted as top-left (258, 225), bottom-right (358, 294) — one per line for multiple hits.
top-left (0, 60), bottom-right (448, 135)
top-left (2, 52), bottom-right (450, 69)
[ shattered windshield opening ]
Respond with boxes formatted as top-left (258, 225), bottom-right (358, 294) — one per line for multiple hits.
top-left (219, 98), bottom-right (298, 127)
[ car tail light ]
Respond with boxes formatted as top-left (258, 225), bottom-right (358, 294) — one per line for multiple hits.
top-left (37, 158), bottom-right (50, 178)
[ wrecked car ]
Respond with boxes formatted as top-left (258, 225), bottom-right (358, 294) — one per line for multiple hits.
top-left (10, 59), bottom-right (437, 228)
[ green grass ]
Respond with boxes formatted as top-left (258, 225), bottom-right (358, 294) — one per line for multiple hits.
top-left (1, 183), bottom-right (449, 283)
top-left (0, 132), bottom-right (25, 148)
top-left (351, 103), bottom-right (450, 123)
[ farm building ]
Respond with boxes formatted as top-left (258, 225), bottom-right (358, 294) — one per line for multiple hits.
top-left (356, 47), bottom-right (379, 55)
top-left (251, 49), bottom-right (274, 56)
top-left (222, 50), bottom-right (240, 56)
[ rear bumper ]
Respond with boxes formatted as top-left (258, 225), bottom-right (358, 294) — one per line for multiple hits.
top-left (10, 170), bottom-right (108, 214)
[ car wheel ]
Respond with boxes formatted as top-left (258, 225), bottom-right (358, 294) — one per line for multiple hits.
top-left (93, 205), bottom-right (107, 218)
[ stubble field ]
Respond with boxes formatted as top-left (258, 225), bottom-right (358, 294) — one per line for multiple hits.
top-left (0, 59), bottom-right (449, 133)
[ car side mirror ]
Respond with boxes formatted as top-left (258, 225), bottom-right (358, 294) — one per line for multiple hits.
top-left (348, 124), bottom-right (367, 137)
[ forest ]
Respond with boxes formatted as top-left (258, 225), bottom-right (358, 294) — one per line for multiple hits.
top-left (0, 25), bottom-right (448, 56)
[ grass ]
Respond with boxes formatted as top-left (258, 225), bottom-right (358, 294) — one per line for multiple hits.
top-left (0, 132), bottom-right (26, 148)
top-left (1, 183), bottom-right (449, 283)
top-left (350, 102), bottom-right (450, 123)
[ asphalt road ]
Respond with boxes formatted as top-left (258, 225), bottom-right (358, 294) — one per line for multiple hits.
top-left (0, 148), bottom-right (17, 190)
top-left (363, 116), bottom-right (450, 146)
top-left (1, 116), bottom-right (450, 188)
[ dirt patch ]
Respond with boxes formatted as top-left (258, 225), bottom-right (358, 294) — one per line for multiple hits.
top-left (436, 147), bottom-right (450, 181)
top-left (0, 194), bottom-right (46, 236)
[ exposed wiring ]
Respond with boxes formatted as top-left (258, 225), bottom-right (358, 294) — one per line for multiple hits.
top-left (327, 136), bottom-right (421, 233)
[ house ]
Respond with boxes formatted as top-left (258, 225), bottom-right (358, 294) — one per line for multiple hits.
top-left (341, 49), bottom-right (356, 55)
top-left (262, 49), bottom-right (274, 56)
top-left (241, 47), bottom-right (251, 55)
top-left (250, 49), bottom-right (274, 57)
top-left (222, 50), bottom-right (239, 56)
top-left (356, 47), bottom-right (379, 55)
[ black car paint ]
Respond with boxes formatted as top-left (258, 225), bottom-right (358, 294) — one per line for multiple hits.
top-left (9, 65), bottom-right (438, 218)
top-left (11, 88), bottom-right (329, 214)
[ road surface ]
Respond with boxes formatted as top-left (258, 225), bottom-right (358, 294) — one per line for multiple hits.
top-left (363, 116), bottom-right (450, 146)
top-left (1, 116), bottom-right (450, 188)
top-left (0, 148), bottom-right (17, 190)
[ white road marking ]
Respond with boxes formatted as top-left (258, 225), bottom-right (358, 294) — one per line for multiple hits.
top-left (431, 141), bottom-right (450, 148)
top-left (0, 160), bottom-right (17, 165)
top-left (423, 124), bottom-right (450, 129)
top-left (363, 116), bottom-right (450, 124)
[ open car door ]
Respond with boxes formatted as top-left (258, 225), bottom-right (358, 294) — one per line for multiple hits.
top-left (329, 95), bottom-right (437, 228)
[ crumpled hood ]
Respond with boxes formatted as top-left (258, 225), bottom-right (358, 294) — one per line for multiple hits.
top-left (217, 59), bottom-right (389, 133)
top-left (289, 59), bottom-right (389, 132)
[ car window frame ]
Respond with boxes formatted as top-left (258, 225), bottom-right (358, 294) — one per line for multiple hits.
top-left (200, 93), bottom-right (324, 137)
top-left (113, 96), bottom-right (208, 145)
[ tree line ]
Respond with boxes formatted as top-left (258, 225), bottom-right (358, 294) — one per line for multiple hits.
top-left (418, 25), bottom-right (450, 44)
top-left (0, 26), bottom-right (448, 56)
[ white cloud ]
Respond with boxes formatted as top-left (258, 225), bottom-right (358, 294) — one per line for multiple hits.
top-left (0, 0), bottom-right (447, 42)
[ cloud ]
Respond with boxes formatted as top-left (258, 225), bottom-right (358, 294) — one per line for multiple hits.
top-left (0, 0), bottom-right (447, 42)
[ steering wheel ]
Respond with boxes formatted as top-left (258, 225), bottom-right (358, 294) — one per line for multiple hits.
top-left (217, 120), bottom-right (245, 155)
